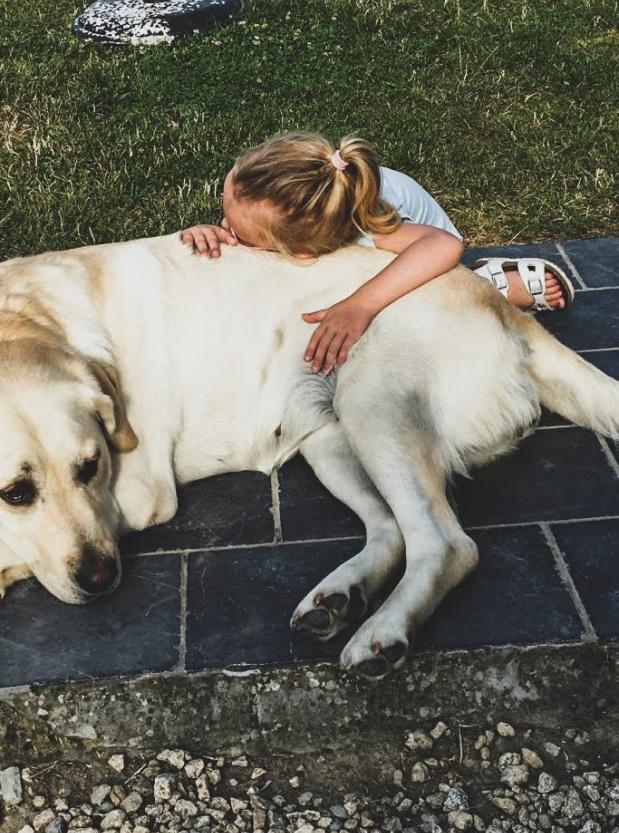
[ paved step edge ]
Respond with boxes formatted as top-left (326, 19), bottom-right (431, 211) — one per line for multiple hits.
top-left (1, 642), bottom-right (617, 765)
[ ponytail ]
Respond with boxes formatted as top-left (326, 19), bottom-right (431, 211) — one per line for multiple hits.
top-left (231, 131), bottom-right (401, 257)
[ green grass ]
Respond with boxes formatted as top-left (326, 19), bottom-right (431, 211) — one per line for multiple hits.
top-left (0, 0), bottom-right (617, 259)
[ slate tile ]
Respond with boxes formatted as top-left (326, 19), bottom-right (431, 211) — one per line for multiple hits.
top-left (278, 456), bottom-right (364, 542)
top-left (462, 242), bottom-right (569, 274)
top-left (418, 526), bottom-right (583, 649)
top-left (551, 519), bottom-right (619, 639)
top-left (185, 526), bottom-right (583, 670)
top-left (580, 349), bottom-right (619, 379)
top-left (560, 238), bottom-right (619, 288)
top-left (540, 350), bottom-right (619, 427)
top-left (186, 540), bottom-right (362, 669)
top-left (0, 555), bottom-right (181, 688)
top-left (455, 428), bottom-right (619, 527)
top-left (122, 471), bottom-right (274, 555)
top-left (540, 290), bottom-right (619, 351)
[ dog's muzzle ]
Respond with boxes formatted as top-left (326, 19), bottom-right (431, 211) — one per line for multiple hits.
top-left (74, 545), bottom-right (120, 597)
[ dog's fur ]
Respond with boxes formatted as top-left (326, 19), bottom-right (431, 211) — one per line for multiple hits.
top-left (0, 234), bottom-right (617, 676)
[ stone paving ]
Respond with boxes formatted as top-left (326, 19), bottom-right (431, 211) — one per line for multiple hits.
top-left (0, 238), bottom-right (617, 689)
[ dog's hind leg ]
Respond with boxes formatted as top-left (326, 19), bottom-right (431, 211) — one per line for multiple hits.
top-left (290, 420), bottom-right (404, 641)
top-left (336, 393), bottom-right (478, 678)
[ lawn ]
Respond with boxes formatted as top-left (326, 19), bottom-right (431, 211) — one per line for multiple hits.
top-left (0, 0), bottom-right (617, 260)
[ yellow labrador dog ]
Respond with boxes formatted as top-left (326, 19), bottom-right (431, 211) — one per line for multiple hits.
top-left (0, 234), bottom-right (617, 677)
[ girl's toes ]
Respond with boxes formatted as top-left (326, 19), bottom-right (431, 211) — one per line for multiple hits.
top-left (544, 274), bottom-right (565, 308)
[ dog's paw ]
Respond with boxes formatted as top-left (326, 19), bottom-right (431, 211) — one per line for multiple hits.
top-left (291, 583), bottom-right (367, 641)
top-left (340, 618), bottom-right (410, 680)
top-left (116, 477), bottom-right (178, 532)
top-left (0, 564), bottom-right (33, 600)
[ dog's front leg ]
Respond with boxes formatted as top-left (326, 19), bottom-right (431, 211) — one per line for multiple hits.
top-left (0, 564), bottom-right (32, 599)
top-left (110, 350), bottom-right (182, 532)
top-left (113, 439), bottom-right (178, 533)
top-left (0, 539), bottom-right (32, 599)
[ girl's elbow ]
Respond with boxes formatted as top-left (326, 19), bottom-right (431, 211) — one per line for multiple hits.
top-left (450, 235), bottom-right (465, 263)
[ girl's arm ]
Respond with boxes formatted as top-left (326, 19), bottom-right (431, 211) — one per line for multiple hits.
top-left (304, 224), bottom-right (464, 373)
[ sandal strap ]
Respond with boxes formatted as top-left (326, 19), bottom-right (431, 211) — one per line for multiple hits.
top-left (516, 258), bottom-right (553, 311)
top-left (471, 258), bottom-right (510, 297)
top-left (472, 257), bottom-right (561, 312)
top-left (473, 256), bottom-right (576, 311)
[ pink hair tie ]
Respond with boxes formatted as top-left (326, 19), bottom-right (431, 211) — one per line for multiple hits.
top-left (330, 150), bottom-right (348, 171)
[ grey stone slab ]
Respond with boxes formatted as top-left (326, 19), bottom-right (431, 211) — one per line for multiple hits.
top-left (185, 524), bottom-right (585, 670)
top-left (418, 525), bottom-right (584, 649)
top-left (552, 519), bottom-right (619, 639)
top-left (0, 555), bottom-right (182, 688)
top-left (455, 428), bottom-right (619, 527)
top-left (185, 540), bottom-right (359, 669)
top-left (541, 289), bottom-right (619, 351)
top-left (278, 456), bottom-right (364, 542)
top-left (560, 238), bottom-right (619, 288)
top-left (122, 471), bottom-right (274, 555)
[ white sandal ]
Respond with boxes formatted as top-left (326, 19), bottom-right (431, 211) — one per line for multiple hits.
top-left (472, 257), bottom-right (576, 311)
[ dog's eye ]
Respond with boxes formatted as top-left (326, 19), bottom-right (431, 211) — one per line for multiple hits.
top-left (0, 479), bottom-right (37, 507)
top-left (76, 454), bottom-right (100, 485)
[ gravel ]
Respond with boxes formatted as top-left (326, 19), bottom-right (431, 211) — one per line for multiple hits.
top-left (1, 768), bottom-right (23, 806)
top-left (2, 720), bottom-right (619, 833)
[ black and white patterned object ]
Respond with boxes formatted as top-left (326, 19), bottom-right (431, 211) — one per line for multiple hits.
top-left (73, 0), bottom-right (244, 44)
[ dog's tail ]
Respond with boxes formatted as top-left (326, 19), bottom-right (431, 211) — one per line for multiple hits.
top-left (522, 315), bottom-right (619, 438)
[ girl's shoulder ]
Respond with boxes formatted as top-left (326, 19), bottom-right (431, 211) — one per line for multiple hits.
top-left (378, 165), bottom-right (462, 240)
top-left (378, 166), bottom-right (430, 214)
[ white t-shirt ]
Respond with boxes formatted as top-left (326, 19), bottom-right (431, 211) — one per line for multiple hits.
top-left (357, 166), bottom-right (462, 245)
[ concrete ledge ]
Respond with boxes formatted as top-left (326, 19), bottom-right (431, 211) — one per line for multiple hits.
top-left (2, 642), bottom-right (618, 769)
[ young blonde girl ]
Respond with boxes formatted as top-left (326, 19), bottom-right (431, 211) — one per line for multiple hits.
top-left (182, 132), bottom-right (574, 373)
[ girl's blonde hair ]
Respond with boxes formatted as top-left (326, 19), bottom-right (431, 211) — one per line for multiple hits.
top-left (231, 131), bottom-right (401, 257)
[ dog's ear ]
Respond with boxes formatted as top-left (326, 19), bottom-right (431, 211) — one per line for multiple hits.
top-left (89, 362), bottom-right (139, 454)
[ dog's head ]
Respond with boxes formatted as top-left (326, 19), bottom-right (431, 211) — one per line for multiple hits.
top-left (0, 326), bottom-right (137, 604)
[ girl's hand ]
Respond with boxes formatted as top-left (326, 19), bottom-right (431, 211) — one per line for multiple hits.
top-left (303, 297), bottom-right (375, 374)
top-left (181, 224), bottom-right (237, 258)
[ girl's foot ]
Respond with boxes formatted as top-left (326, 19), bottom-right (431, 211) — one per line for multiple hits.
top-left (503, 268), bottom-right (566, 309)
top-left (472, 258), bottom-right (575, 312)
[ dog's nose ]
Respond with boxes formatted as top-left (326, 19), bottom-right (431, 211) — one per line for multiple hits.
top-left (74, 546), bottom-right (119, 596)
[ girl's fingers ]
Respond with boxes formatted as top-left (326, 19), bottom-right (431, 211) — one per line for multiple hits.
top-left (303, 310), bottom-right (327, 323)
top-left (181, 230), bottom-right (194, 247)
top-left (324, 333), bottom-right (347, 371)
top-left (312, 330), bottom-right (336, 373)
top-left (193, 233), bottom-right (209, 255)
top-left (205, 228), bottom-right (221, 258)
top-left (305, 323), bottom-right (327, 361)
top-left (335, 336), bottom-right (356, 367)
